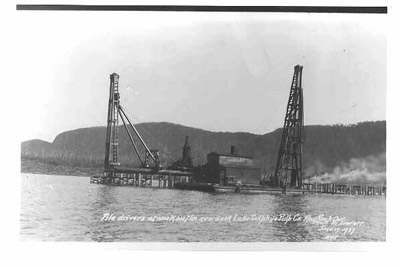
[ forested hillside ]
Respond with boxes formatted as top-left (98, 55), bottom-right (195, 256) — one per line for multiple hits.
top-left (21, 121), bottom-right (386, 177)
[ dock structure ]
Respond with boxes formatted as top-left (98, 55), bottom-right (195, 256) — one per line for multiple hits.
top-left (91, 69), bottom-right (386, 197)
top-left (300, 182), bottom-right (386, 196)
top-left (173, 181), bottom-right (386, 196)
top-left (90, 168), bottom-right (195, 188)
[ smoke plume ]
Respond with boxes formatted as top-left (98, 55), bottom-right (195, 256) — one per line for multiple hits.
top-left (305, 153), bottom-right (386, 184)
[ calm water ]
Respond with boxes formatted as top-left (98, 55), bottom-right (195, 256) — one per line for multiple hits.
top-left (20, 174), bottom-right (386, 242)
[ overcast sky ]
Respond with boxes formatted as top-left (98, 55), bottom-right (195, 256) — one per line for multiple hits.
top-left (17, 12), bottom-right (386, 142)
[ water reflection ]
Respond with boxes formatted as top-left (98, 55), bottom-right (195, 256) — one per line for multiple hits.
top-left (21, 175), bottom-right (386, 242)
top-left (271, 194), bottom-right (311, 242)
top-left (86, 185), bottom-right (120, 242)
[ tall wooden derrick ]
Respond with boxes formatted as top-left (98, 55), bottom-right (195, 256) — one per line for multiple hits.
top-left (273, 65), bottom-right (304, 188)
top-left (104, 73), bottom-right (160, 175)
top-left (104, 73), bottom-right (121, 169)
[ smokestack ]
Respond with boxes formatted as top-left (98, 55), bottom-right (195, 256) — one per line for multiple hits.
top-left (230, 145), bottom-right (235, 155)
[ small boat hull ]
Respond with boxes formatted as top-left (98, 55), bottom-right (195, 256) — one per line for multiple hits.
top-left (214, 185), bottom-right (285, 194)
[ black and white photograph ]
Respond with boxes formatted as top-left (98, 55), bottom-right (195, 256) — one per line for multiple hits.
top-left (13, 2), bottom-right (393, 254)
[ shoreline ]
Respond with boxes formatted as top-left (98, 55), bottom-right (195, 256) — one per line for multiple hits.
top-left (21, 158), bottom-right (102, 177)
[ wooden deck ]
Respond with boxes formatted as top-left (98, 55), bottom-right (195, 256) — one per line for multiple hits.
top-left (90, 170), bottom-right (386, 197)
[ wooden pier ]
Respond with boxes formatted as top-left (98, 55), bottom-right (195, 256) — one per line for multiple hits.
top-left (300, 182), bottom-right (386, 196)
top-left (91, 173), bottom-right (386, 196)
top-left (173, 181), bottom-right (386, 196)
top-left (90, 167), bottom-right (195, 189)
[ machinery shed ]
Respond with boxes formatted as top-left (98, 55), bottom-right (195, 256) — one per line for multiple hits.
top-left (206, 146), bottom-right (261, 185)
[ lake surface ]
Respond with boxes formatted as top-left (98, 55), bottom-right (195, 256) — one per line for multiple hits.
top-left (20, 173), bottom-right (386, 242)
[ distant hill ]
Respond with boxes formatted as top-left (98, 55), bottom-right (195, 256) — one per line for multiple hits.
top-left (21, 121), bottom-right (386, 177)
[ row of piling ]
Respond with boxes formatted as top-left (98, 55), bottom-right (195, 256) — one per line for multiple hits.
top-left (300, 182), bottom-right (386, 196)
top-left (90, 174), bottom-right (386, 196)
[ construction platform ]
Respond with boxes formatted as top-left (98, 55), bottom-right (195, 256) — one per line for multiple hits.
top-left (90, 167), bottom-right (195, 188)
top-left (90, 173), bottom-right (386, 196)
